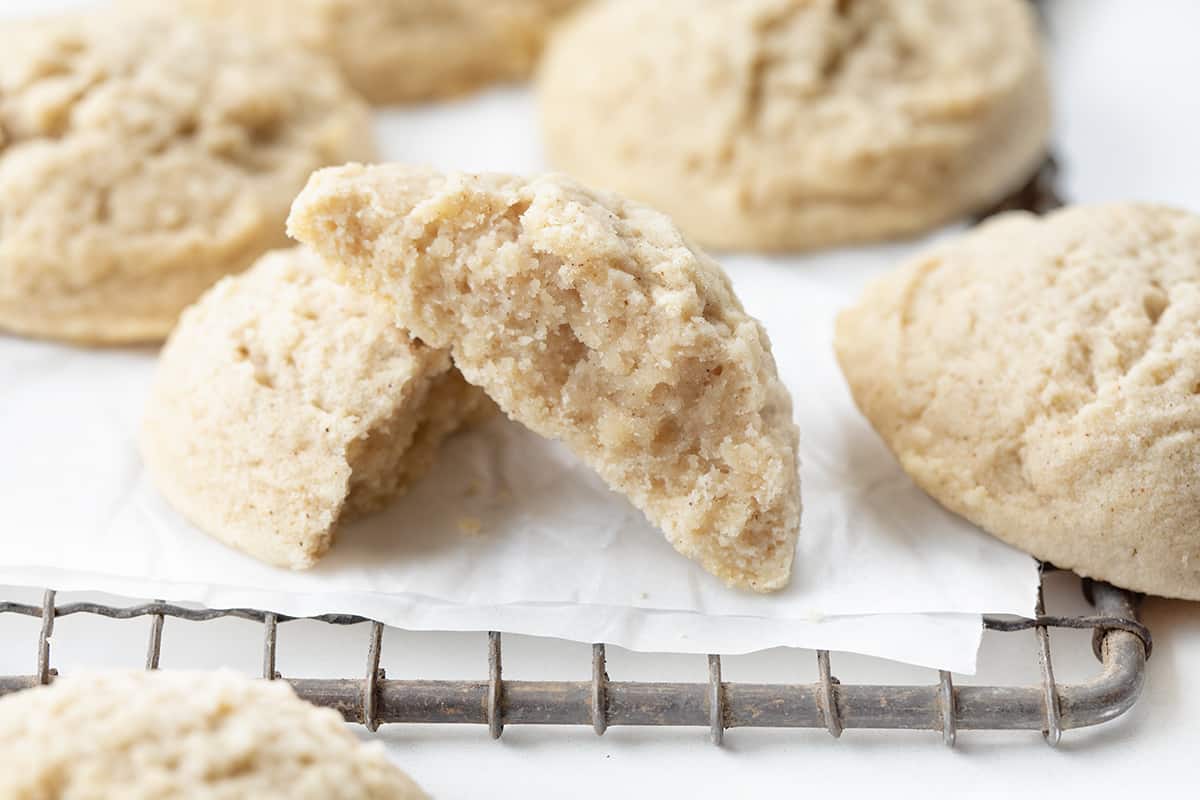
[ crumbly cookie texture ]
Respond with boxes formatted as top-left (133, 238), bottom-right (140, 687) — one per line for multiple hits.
top-left (0, 670), bottom-right (426, 800)
top-left (141, 247), bottom-right (489, 569)
top-left (289, 164), bottom-right (801, 591)
top-left (836, 204), bottom-right (1200, 600)
top-left (0, 10), bottom-right (375, 344)
top-left (538, 0), bottom-right (1050, 252)
top-left (172, 0), bottom-right (585, 104)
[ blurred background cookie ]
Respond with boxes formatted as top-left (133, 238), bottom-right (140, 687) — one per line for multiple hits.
top-left (0, 670), bottom-right (427, 799)
top-left (141, 247), bottom-right (490, 568)
top-left (174, 0), bottom-right (586, 104)
top-left (0, 9), bottom-right (375, 344)
top-left (538, 0), bottom-right (1050, 252)
top-left (836, 204), bottom-right (1200, 600)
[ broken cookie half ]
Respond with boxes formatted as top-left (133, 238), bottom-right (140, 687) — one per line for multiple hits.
top-left (288, 165), bottom-right (801, 591)
top-left (140, 246), bottom-right (490, 568)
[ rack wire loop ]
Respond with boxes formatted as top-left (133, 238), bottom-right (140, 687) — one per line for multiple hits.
top-left (816, 650), bottom-right (843, 738)
top-left (487, 632), bottom-right (503, 739)
top-left (591, 643), bottom-right (608, 736)
top-left (262, 613), bottom-right (279, 680)
top-left (363, 621), bottom-right (384, 732)
top-left (707, 654), bottom-right (725, 745)
top-left (937, 670), bottom-right (957, 747)
top-left (145, 601), bottom-right (164, 670)
top-left (1035, 581), bottom-right (1063, 746)
top-left (36, 589), bottom-right (55, 685)
top-left (982, 614), bottom-right (1152, 660)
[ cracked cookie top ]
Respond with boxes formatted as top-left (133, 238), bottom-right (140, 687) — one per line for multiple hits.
top-left (0, 9), bottom-right (375, 343)
top-left (836, 204), bottom-right (1200, 599)
top-left (538, 0), bottom-right (1049, 251)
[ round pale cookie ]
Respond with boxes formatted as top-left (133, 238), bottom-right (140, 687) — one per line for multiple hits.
top-left (835, 204), bottom-right (1200, 600)
top-left (0, 10), bottom-right (375, 345)
top-left (538, 0), bottom-right (1050, 252)
top-left (141, 247), bottom-right (489, 569)
top-left (0, 670), bottom-right (426, 800)
top-left (173, 0), bottom-right (585, 104)
top-left (288, 164), bottom-right (801, 592)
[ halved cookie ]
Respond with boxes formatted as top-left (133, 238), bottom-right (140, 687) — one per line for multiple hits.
top-left (836, 204), bottom-right (1200, 600)
top-left (140, 247), bottom-right (489, 568)
top-left (288, 164), bottom-right (801, 591)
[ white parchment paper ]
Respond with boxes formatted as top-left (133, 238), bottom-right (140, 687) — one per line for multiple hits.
top-left (0, 88), bottom-right (1038, 673)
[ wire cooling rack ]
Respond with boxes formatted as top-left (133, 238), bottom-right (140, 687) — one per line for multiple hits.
top-left (0, 567), bottom-right (1151, 747)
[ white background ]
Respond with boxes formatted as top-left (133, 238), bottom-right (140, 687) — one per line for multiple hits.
top-left (1, 0), bottom-right (1198, 796)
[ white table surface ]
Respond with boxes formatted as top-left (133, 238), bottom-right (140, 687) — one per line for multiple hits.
top-left (1, 0), bottom-right (1198, 795)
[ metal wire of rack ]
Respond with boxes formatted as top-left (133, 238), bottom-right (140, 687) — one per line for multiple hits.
top-left (0, 567), bottom-right (1151, 747)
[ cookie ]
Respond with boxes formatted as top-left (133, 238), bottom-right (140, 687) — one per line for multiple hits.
top-left (538, 0), bottom-right (1050, 252)
top-left (288, 164), bottom-right (801, 591)
top-left (141, 247), bottom-right (490, 569)
top-left (835, 204), bottom-right (1200, 600)
top-left (0, 10), bottom-right (375, 344)
top-left (0, 670), bottom-right (426, 799)
top-left (174, 0), bottom-right (585, 104)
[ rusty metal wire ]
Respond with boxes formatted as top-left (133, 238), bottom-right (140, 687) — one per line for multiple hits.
top-left (0, 571), bottom-right (1148, 747)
